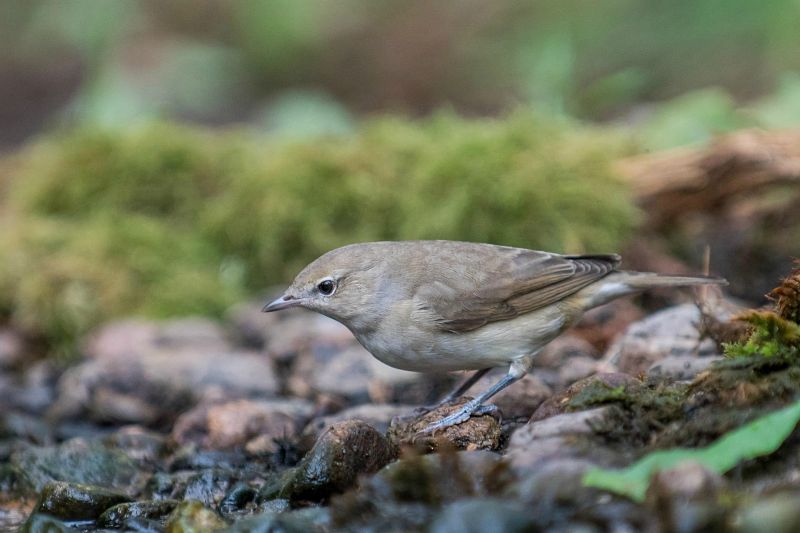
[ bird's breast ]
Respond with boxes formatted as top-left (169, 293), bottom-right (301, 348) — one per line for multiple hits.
top-left (350, 302), bottom-right (568, 373)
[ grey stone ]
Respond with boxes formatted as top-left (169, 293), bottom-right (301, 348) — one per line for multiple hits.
top-left (431, 498), bottom-right (536, 533)
top-left (647, 355), bottom-right (723, 382)
top-left (603, 304), bottom-right (720, 375)
top-left (52, 318), bottom-right (279, 425)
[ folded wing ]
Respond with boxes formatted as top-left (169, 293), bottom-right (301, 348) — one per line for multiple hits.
top-left (418, 249), bottom-right (620, 332)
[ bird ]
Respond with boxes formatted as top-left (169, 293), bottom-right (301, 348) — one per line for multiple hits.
top-left (263, 240), bottom-right (726, 433)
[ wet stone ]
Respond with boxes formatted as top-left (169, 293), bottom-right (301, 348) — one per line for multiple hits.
top-left (97, 499), bottom-right (179, 528)
top-left (178, 469), bottom-right (239, 508)
top-left (218, 482), bottom-right (257, 517)
top-left (229, 506), bottom-right (330, 532)
top-left (163, 500), bottom-right (227, 532)
top-left (330, 450), bottom-right (511, 530)
top-left (387, 400), bottom-right (502, 453)
top-left (33, 480), bottom-right (132, 521)
top-left (260, 420), bottom-right (396, 502)
top-left (19, 513), bottom-right (78, 533)
top-left (9, 437), bottom-right (140, 495)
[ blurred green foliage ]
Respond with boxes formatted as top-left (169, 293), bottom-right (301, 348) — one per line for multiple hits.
top-left (0, 114), bottom-right (636, 354)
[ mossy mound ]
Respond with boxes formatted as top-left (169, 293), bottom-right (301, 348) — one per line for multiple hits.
top-left (1, 113), bottom-right (636, 355)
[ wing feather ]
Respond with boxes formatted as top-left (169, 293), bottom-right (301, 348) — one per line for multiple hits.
top-left (420, 249), bottom-right (620, 332)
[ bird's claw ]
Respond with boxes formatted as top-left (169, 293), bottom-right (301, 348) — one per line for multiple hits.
top-left (417, 400), bottom-right (499, 435)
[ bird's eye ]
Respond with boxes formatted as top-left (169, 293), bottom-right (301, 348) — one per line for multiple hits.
top-left (317, 279), bottom-right (335, 295)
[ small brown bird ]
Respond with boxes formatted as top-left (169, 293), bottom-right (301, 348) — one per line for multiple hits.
top-left (264, 241), bottom-right (725, 432)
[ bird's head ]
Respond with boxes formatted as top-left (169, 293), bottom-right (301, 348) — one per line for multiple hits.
top-left (262, 243), bottom-right (391, 332)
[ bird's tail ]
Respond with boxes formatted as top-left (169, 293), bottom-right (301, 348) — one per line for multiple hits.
top-left (620, 271), bottom-right (728, 290)
top-left (583, 271), bottom-right (727, 309)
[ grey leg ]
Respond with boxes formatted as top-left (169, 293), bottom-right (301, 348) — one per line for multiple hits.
top-left (419, 358), bottom-right (531, 434)
top-left (440, 367), bottom-right (493, 404)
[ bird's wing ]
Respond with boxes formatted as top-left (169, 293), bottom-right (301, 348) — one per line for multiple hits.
top-left (417, 249), bottom-right (620, 332)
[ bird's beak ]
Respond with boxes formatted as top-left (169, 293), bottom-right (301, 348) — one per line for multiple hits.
top-left (262, 294), bottom-right (301, 312)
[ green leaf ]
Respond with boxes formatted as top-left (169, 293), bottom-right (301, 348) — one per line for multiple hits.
top-left (583, 400), bottom-right (800, 502)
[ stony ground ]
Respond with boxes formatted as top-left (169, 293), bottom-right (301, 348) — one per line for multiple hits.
top-left (2, 291), bottom-right (800, 532)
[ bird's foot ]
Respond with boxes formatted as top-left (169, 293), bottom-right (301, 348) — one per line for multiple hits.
top-left (417, 400), bottom-right (499, 435)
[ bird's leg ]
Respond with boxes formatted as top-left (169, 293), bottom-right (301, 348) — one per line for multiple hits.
top-left (406, 368), bottom-right (493, 418)
top-left (440, 367), bottom-right (493, 405)
top-left (419, 358), bottom-right (532, 434)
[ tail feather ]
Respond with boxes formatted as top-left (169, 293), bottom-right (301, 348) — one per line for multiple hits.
top-left (582, 271), bottom-right (727, 309)
top-left (620, 271), bottom-right (728, 290)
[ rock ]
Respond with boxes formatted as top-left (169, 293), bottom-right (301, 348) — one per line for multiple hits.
top-left (103, 426), bottom-right (167, 468)
top-left (229, 506), bottom-right (330, 532)
top-left (506, 408), bottom-right (613, 474)
top-left (52, 318), bottom-right (279, 426)
top-left (471, 371), bottom-right (552, 419)
top-left (179, 469), bottom-right (240, 508)
top-left (603, 304), bottom-right (720, 375)
top-left (32, 481), bottom-right (132, 520)
top-left (9, 437), bottom-right (140, 495)
top-left (647, 355), bottom-right (723, 382)
top-left (431, 498), bottom-right (536, 533)
top-left (387, 400), bottom-right (502, 452)
top-left (330, 450), bottom-right (510, 530)
top-left (556, 356), bottom-right (602, 389)
top-left (735, 491), bottom-right (800, 533)
top-left (646, 462), bottom-right (728, 532)
top-left (0, 411), bottom-right (53, 445)
top-left (647, 461), bottom-right (725, 501)
top-left (303, 404), bottom-right (415, 442)
top-left (266, 311), bottom-right (354, 363)
top-left (172, 398), bottom-right (315, 451)
top-left (537, 334), bottom-right (599, 368)
top-left (225, 300), bottom-right (273, 349)
top-left (98, 500), bottom-right (179, 528)
top-left (0, 328), bottom-right (24, 370)
top-left (516, 407), bottom-right (611, 440)
top-left (164, 500), bottom-right (227, 532)
top-left (293, 343), bottom-right (420, 403)
top-left (4, 361), bottom-right (57, 414)
top-left (515, 457), bottom-right (599, 502)
top-left (572, 299), bottom-right (644, 351)
top-left (260, 420), bottom-right (396, 501)
top-left (18, 513), bottom-right (78, 533)
top-left (219, 483), bottom-right (258, 517)
top-left (530, 373), bottom-right (639, 422)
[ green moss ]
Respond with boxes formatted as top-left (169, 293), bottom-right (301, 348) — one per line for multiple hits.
top-left (724, 311), bottom-right (800, 361)
top-left (1, 113), bottom-right (636, 354)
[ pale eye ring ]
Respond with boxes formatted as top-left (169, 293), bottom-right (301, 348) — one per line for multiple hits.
top-left (317, 279), bottom-right (335, 296)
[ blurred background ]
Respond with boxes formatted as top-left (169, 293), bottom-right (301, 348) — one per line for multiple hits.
top-left (4, 4), bottom-right (800, 529)
top-left (1, 0), bottom-right (799, 356)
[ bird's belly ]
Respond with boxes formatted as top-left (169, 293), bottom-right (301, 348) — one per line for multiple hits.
top-left (353, 308), bottom-right (566, 373)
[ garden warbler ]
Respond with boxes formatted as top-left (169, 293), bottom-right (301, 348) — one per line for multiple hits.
top-left (264, 241), bottom-right (726, 433)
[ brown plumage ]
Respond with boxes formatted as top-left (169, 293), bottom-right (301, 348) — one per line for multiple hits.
top-left (264, 240), bottom-right (726, 432)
